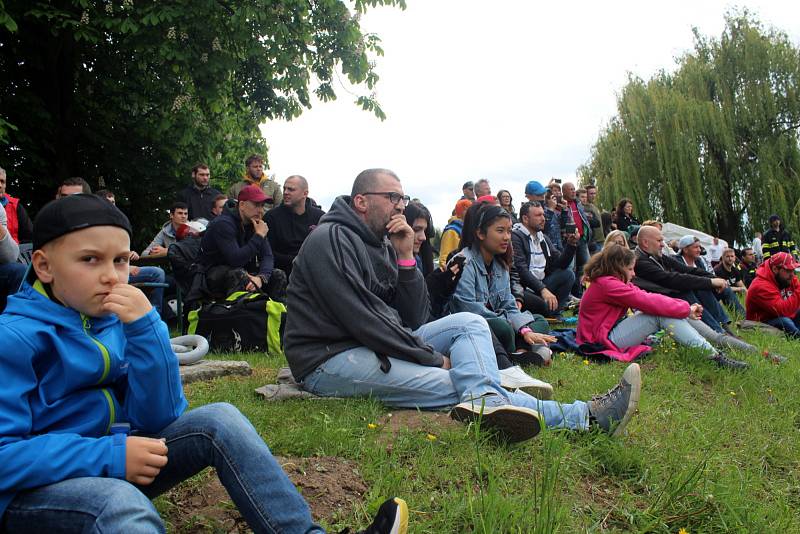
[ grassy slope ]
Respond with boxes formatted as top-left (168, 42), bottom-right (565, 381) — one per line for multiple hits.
top-left (160, 327), bottom-right (800, 533)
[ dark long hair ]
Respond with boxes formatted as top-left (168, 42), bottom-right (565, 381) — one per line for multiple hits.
top-left (460, 203), bottom-right (513, 270)
top-left (403, 201), bottom-right (434, 277)
top-left (616, 198), bottom-right (633, 221)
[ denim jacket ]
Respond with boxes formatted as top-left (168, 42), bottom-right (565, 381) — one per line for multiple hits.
top-left (448, 246), bottom-right (536, 331)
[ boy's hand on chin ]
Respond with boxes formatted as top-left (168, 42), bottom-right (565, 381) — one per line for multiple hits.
top-left (102, 284), bottom-right (153, 323)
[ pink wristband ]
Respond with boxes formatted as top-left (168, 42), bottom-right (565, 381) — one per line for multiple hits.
top-left (397, 258), bottom-right (416, 267)
top-left (519, 327), bottom-right (533, 335)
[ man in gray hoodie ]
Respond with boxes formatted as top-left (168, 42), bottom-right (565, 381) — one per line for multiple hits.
top-left (0, 206), bottom-right (24, 311)
top-left (284, 168), bottom-right (641, 442)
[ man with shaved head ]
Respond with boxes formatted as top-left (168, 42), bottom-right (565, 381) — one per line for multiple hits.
top-left (632, 225), bottom-right (758, 367)
top-left (283, 168), bottom-right (642, 442)
top-left (264, 175), bottom-right (324, 274)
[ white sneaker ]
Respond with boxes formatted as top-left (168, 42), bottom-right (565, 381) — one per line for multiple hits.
top-left (499, 366), bottom-right (554, 399)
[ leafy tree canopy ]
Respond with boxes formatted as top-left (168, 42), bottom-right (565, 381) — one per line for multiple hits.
top-left (579, 11), bottom-right (800, 245)
top-left (0, 0), bottom-right (403, 247)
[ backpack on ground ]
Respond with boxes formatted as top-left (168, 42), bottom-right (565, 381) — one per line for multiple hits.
top-left (187, 291), bottom-right (287, 358)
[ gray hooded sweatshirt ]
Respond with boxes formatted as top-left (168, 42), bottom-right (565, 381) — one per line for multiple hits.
top-left (284, 196), bottom-right (443, 380)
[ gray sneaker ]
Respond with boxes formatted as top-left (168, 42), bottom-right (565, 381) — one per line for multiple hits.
top-left (450, 396), bottom-right (542, 443)
top-left (588, 363), bottom-right (641, 437)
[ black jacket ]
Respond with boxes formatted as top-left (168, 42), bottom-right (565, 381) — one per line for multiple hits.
top-left (633, 247), bottom-right (714, 296)
top-left (263, 199), bottom-right (325, 273)
top-left (177, 184), bottom-right (222, 221)
top-left (511, 224), bottom-right (576, 294)
top-left (199, 206), bottom-right (273, 278)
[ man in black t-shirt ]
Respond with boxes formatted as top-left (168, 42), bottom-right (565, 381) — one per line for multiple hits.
top-left (714, 248), bottom-right (746, 315)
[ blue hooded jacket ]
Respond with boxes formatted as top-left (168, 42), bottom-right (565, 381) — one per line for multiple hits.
top-left (0, 281), bottom-right (187, 515)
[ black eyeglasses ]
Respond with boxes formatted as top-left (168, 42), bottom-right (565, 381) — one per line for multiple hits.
top-left (362, 192), bottom-right (411, 206)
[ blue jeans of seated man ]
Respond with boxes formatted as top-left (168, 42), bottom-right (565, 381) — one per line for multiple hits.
top-left (609, 312), bottom-right (715, 354)
top-left (676, 289), bottom-right (729, 333)
top-left (766, 311), bottom-right (800, 338)
top-left (2, 403), bottom-right (323, 534)
top-left (129, 266), bottom-right (166, 314)
top-left (716, 286), bottom-right (746, 316)
top-left (302, 312), bottom-right (589, 431)
top-left (0, 262), bottom-right (26, 312)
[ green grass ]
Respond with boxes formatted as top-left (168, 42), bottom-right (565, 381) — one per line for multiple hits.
top-left (160, 326), bottom-right (800, 533)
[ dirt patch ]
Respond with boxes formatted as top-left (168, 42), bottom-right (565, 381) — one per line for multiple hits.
top-left (374, 410), bottom-right (461, 446)
top-left (162, 456), bottom-right (368, 531)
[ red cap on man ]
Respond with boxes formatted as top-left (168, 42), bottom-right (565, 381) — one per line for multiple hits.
top-left (769, 252), bottom-right (800, 270)
top-left (238, 184), bottom-right (272, 204)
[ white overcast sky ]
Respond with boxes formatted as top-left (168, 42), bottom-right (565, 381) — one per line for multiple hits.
top-left (261, 1), bottom-right (800, 228)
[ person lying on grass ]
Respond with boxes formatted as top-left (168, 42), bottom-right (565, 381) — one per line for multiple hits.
top-left (0, 194), bottom-right (406, 534)
top-left (284, 169), bottom-right (642, 443)
top-left (576, 244), bottom-right (782, 368)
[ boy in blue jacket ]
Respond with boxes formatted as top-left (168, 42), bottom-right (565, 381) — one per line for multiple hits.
top-left (0, 194), bottom-right (406, 534)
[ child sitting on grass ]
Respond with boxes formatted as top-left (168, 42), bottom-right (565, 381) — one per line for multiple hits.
top-left (0, 194), bottom-right (406, 534)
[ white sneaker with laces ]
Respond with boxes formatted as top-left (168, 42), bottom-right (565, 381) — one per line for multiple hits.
top-left (498, 366), bottom-right (554, 399)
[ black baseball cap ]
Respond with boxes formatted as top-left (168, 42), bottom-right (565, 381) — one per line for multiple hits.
top-left (33, 194), bottom-right (132, 250)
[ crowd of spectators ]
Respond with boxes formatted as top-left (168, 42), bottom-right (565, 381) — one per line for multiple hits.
top-left (1, 159), bottom-right (799, 532)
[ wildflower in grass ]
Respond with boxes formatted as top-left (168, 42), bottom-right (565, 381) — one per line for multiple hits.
top-left (583, 359), bottom-right (590, 366)
top-left (367, 423), bottom-right (377, 429)
top-left (426, 433), bottom-right (437, 441)
top-left (678, 528), bottom-right (689, 534)
top-left (729, 391), bottom-right (736, 397)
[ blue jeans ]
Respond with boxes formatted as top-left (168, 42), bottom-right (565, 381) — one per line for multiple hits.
top-left (302, 312), bottom-right (589, 430)
top-left (0, 262), bottom-right (26, 312)
top-left (129, 266), bottom-right (166, 314)
top-left (2, 403), bottom-right (323, 534)
top-left (766, 312), bottom-right (800, 338)
top-left (717, 287), bottom-right (746, 316)
top-left (676, 289), bottom-right (730, 333)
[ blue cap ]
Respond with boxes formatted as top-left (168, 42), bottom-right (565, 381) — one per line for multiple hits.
top-left (525, 181), bottom-right (546, 196)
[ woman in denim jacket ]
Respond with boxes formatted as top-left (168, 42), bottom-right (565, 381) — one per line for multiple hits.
top-left (449, 203), bottom-right (555, 361)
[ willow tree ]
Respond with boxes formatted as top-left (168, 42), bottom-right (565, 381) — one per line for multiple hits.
top-left (0, 0), bottom-right (403, 246)
top-left (580, 12), bottom-right (800, 245)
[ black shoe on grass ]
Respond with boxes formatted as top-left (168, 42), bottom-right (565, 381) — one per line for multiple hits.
top-left (708, 351), bottom-right (749, 370)
top-left (354, 497), bottom-right (408, 534)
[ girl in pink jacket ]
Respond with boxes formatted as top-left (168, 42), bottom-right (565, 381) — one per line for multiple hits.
top-left (577, 245), bottom-right (748, 368)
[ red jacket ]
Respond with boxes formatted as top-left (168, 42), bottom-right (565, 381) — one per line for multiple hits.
top-left (745, 263), bottom-right (800, 321)
top-left (2, 195), bottom-right (20, 243)
top-left (577, 275), bottom-right (691, 362)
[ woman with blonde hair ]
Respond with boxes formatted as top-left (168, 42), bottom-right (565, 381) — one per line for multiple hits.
top-left (603, 230), bottom-right (629, 249)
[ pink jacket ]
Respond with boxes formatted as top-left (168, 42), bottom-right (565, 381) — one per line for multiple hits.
top-left (577, 275), bottom-right (691, 361)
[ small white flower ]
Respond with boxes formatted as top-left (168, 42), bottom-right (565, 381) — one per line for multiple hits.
top-left (80, 10), bottom-right (90, 25)
top-left (200, 53), bottom-right (208, 63)
top-left (105, 3), bottom-right (113, 14)
top-left (167, 27), bottom-right (176, 40)
top-left (212, 37), bottom-right (222, 52)
top-left (180, 31), bottom-right (189, 41)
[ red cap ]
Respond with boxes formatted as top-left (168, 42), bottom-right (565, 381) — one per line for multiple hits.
top-left (768, 252), bottom-right (800, 270)
top-left (238, 184), bottom-right (272, 204)
top-left (476, 194), bottom-right (498, 205)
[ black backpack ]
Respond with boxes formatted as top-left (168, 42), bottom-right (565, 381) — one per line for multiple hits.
top-left (187, 291), bottom-right (287, 357)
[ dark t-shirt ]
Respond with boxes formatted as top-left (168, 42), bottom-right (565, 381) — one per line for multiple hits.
top-left (714, 262), bottom-right (743, 287)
